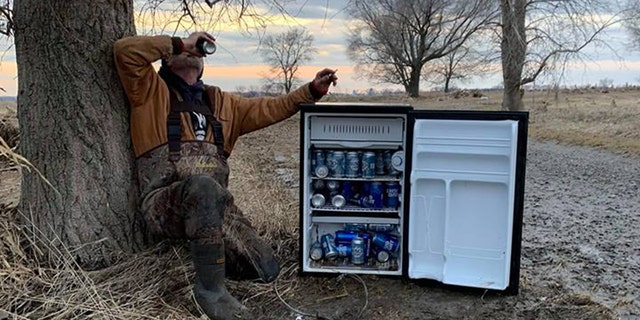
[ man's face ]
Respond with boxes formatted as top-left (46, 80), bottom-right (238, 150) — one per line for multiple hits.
top-left (167, 52), bottom-right (204, 74)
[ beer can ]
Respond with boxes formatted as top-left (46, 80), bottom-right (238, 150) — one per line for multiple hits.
top-left (385, 181), bottom-right (400, 209)
top-left (374, 248), bottom-right (390, 263)
top-left (360, 232), bottom-right (372, 258)
top-left (345, 151), bottom-right (360, 178)
top-left (391, 151), bottom-right (404, 172)
top-left (370, 182), bottom-right (384, 209)
top-left (368, 223), bottom-right (396, 233)
top-left (321, 234), bottom-right (338, 260)
top-left (372, 233), bottom-right (400, 253)
top-left (309, 240), bottom-right (324, 261)
top-left (344, 224), bottom-right (367, 232)
top-left (383, 150), bottom-right (393, 173)
top-left (331, 194), bottom-right (346, 208)
top-left (311, 149), bottom-right (325, 174)
top-left (341, 181), bottom-right (354, 201)
top-left (335, 230), bottom-right (359, 244)
top-left (351, 194), bottom-right (375, 208)
top-left (326, 180), bottom-right (340, 193)
top-left (375, 151), bottom-right (386, 175)
top-left (315, 165), bottom-right (329, 178)
top-left (362, 181), bottom-right (372, 195)
top-left (311, 193), bottom-right (326, 208)
top-left (312, 179), bottom-right (325, 191)
top-left (336, 244), bottom-right (352, 258)
top-left (351, 237), bottom-right (366, 265)
top-left (361, 151), bottom-right (376, 178)
top-left (329, 150), bottom-right (345, 178)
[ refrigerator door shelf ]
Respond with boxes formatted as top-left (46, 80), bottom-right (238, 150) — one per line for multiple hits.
top-left (311, 215), bottom-right (400, 225)
top-left (311, 176), bottom-right (402, 182)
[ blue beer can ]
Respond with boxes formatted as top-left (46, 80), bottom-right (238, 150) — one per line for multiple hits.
top-left (311, 149), bottom-right (325, 174)
top-left (351, 237), bottom-right (366, 265)
top-left (360, 232), bottom-right (372, 259)
top-left (341, 180), bottom-right (354, 202)
top-left (383, 150), bottom-right (392, 173)
top-left (372, 233), bottom-right (400, 253)
top-left (336, 244), bottom-right (352, 258)
top-left (351, 194), bottom-right (375, 208)
top-left (329, 151), bottom-right (345, 178)
top-left (361, 151), bottom-right (376, 178)
top-left (335, 230), bottom-right (359, 244)
top-left (321, 234), bottom-right (338, 260)
top-left (368, 224), bottom-right (396, 233)
top-left (345, 151), bottom-right (360, 178)
top-left (385, 181), bottom-right (400, 209)
top-left (375, 151), bottom-right (386, 175)
top-left (344, 223), bottom-right (367, 232)
top-left (370, 182), bottom-right (384, 209)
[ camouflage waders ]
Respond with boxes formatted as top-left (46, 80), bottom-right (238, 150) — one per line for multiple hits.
top-left (137, 142), bottom-right (279, 319)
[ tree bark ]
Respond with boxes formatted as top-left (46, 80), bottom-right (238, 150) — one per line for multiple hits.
top-left (14, 0), bottom-right (141, 268)
top-left (500, 0), bottom-right (526, 111)
top-left (407, 66), bottom-right (422, 98)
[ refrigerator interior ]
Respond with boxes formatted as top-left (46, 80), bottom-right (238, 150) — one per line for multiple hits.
top-left (407, 119), bottom-right (519, 290)
top-left (301, 113), bottom-right (407, 275)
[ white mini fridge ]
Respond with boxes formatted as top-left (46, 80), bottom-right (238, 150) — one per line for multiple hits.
top-left (298, 103), bottom-right (528, 295)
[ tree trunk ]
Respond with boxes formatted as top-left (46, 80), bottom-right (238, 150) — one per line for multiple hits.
top-left (500, 0), bottom-right (526, 111)
top-left (407, 67), bottom-right (422, 98)
top-left (14, 0), bottom-right (142, 268)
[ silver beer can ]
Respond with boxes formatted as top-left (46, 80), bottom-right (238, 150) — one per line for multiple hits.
top-left (345, 151), bottom-right (360, 178)
top-left (309, 240), bottom-right (324, 261)
top-left (391, 151), bottom-right (404, 172)
top-left (361, 151), bottom-right (376, 178)
top-left (315, 165), bottom-right (329, 178)
top-left (330, 151), bottom-right (345, 177)
top-left (311, 193), bottom-right (326, 208)
top-left (326, 180), bottom-right (340, 193)
top-left (351, 237), bottom-right (366, 265)
top-left (331, 194), bottom-right (346, 208)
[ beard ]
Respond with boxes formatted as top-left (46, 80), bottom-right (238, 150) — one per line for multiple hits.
top-left (169, 54), bottom-right (203, 73)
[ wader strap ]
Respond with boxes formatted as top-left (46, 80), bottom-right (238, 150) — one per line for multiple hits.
top-left (167, 88), bottom-right (226, 161)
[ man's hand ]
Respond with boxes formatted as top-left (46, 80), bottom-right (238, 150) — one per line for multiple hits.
top-left (311, 68), bottom-right (338, 96)
top-left (182, 32), bottom-right (216, 57)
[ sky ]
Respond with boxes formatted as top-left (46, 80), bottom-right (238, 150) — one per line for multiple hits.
top-left (0, 1), bottom-right (639, 97)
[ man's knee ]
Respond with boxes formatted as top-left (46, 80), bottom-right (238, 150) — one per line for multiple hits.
top-left (183, 174), bottom-right (232, 208)
top-left (182, 174), bottom-right (233, 239)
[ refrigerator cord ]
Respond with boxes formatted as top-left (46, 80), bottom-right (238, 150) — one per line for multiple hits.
top-left (273, 273), bottom-right (370, 320)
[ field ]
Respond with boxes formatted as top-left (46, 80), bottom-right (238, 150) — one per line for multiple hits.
top-left (1, 87), bottom-right (639, 319)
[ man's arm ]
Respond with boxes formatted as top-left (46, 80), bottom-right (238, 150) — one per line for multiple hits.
top-left (228, 69), bottom-right (339, 136)
top-left (113, 35), bottom-right (176, 108)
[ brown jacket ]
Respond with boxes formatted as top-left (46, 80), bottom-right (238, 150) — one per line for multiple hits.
top-left (114, 35), bottom-right (317, 157)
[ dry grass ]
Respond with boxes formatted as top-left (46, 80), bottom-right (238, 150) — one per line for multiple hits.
top-left (2, 87), bottom-right (638, 319)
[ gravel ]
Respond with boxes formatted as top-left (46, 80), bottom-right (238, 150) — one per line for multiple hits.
top-left (522, 139), bottom-right (640, 319)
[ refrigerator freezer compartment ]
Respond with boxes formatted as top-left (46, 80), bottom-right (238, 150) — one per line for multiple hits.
top-left (309, 116), bottom-right (404, 143)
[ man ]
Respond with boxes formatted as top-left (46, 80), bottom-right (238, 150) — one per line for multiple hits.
top-left (114, 32), bottom-right (337, 319)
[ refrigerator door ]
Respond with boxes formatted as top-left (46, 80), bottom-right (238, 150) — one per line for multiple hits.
top-left (404, 110), bottom-right (527, 294)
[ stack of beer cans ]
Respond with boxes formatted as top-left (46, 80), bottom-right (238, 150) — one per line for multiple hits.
top-left (312, 149), bottom-right (403, 179)
top-left (311, 223), bottom-right (400, 269)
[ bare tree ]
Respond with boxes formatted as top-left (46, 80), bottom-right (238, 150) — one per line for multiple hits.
top-left (422, 44), bottom-right (493, 93)
top-left (624, 0), bottom-right (640, 49)
top-left (8, 0), bottom-right (309, 268)
top-left (346, 0), bottom-right (497, 97)
top-left (499, 0), bottom-right (625, 111)
top-left (259, 27), bottom-right (316, 94)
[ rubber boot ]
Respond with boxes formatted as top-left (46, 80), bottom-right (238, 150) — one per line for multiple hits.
top-left (192, 241), bottom-right (249, 320)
